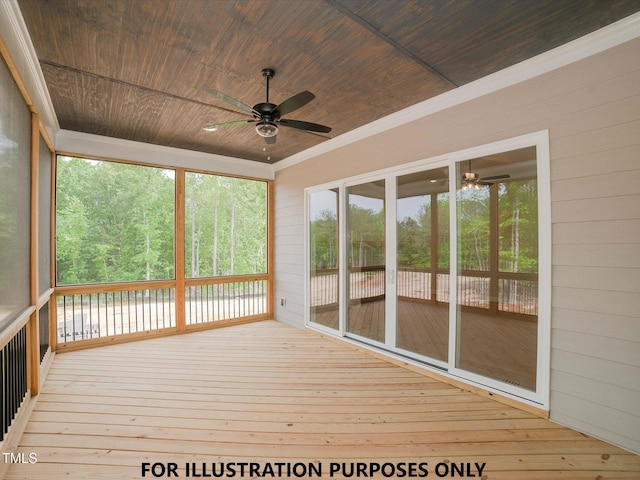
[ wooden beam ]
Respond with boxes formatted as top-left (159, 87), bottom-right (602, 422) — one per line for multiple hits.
top-left (28, 113), bottom-right (40, 396)
top-left (267, 180), bottom-right (275, 318)
top-left (175, 168), bottom-right (186, 332)
top-left (55, 279), bottom-right (177, 296)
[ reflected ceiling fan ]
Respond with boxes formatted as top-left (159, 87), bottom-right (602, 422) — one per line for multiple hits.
top-left (203, 68), bottom-right (331, 144)
top-left (461, 159), bottom-right (510, 189)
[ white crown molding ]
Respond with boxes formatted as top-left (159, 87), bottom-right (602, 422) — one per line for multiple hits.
top-left (0, 0), bottom-right (59, 136)
top-left (274, 11), bottom-right (640, 172)
top-left (56, 129), bottom-right (274, 180)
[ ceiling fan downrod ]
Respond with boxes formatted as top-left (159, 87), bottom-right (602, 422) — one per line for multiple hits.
top-left (262, 68), bottom-right (275, 103)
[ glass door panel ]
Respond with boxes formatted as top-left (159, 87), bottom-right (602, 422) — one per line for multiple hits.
top-left (309, 189), bottom-right (339, 330)
top-left (455, 147), bottom-right (539, 391)
top-left (396, 169), bottom-right (449, 361)
top-left (346, 180), bottom-right (385, 343)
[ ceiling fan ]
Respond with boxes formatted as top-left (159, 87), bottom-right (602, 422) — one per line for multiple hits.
top-left (461, 159), bottom-right (510, 189)
top-left (203, 68), bottom-right (331, 144)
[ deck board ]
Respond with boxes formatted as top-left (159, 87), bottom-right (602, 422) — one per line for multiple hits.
top-left (6, 320), bottom-right (640, 479)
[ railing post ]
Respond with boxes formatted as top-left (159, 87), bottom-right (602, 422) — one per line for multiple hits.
top-left (175, 168), bottom-right (186, 332)
top-left (267, 180), bottom-right (274, 318)
top-left (28, 112), bottom-right (40, 395)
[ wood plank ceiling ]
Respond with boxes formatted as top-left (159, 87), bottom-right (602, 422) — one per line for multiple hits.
top-left (17, 0), bottom-right (640, 164)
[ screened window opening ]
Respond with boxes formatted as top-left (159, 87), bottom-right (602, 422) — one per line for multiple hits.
top-left (55, 156), bottom-right (175, 286)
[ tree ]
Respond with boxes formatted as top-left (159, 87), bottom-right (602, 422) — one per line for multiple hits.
top-left (56, 157), bottom-right (175, 285)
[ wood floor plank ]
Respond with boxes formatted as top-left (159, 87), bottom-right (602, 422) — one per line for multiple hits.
top-left (6, 320), bottom-right (640, 479)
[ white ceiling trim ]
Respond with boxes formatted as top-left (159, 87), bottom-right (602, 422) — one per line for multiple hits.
top-left (56, 129), bottom-right (275, 180)
top-left (274, 11), bottom-right (640, 173)
top-left (0, 0), bottom-right (59, 137)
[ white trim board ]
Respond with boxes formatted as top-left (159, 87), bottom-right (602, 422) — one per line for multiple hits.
top-left (0, 0), bottom-right (59, 136)
top-left (274, 11), bottom-right (640, 172)
top-left (56, 129), bottom-right (274, 180)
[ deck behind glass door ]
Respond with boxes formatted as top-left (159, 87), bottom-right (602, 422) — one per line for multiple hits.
top-left (346, 180), bottom-right (386, 343)
top-left (396, 169), bottom-right (449, 363)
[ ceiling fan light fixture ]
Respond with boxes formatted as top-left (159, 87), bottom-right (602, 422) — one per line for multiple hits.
top-left (256, 121), bottom-right (278, 138)
top-left (462, 172), bottom-right (481, 190)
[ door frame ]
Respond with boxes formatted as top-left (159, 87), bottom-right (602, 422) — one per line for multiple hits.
top-left (304, 130), bottom-right (551, 410)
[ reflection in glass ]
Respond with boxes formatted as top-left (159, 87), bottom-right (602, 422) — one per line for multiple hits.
top-left (396, 170), bottom-right (449, 361)
top-left (309, 190), bottom-right (339, 330)
top-left (347, 181), bottom-right (385, 343)
top-left (455, 147), bottom-right (539, 391)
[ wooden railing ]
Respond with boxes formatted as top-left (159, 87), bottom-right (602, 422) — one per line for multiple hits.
top-left (1, 321), bottom-right (28, 443)
top-left (54, 275), bottom-right (270, 348)
top-left (185, 275), bottom-right (268, 325)
top-left (55, 281), bottom-right (177, 345)
top-left (310, 266), bottom-right (538, 316)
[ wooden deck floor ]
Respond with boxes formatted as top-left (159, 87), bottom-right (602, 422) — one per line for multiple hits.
top-left (6, 320), bottom-right (640, 479)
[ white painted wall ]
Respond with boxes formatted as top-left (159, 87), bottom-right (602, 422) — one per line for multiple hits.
top-left (274, 34), bottom-right (640, 453)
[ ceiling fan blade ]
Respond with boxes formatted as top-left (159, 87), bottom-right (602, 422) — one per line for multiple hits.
top-left (265, 135), bottom-right (277, 145)
top-left (202, 119), bottom-right (253, 132)
top-left (482, 174), bottom-right (510, 181)
top-left (207, 89), bottom-right (259, 116)
top-left (279, 118), bottom-right (331, 133)
top-left (274, 91), bottom-right (315, 116)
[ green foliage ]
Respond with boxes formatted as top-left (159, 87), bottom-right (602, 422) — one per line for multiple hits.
top-left (56, 157), bottom-right (175, 285)
top-left (498, 180), bottom-right (538, 273)
top-left (308, 181), bottom-right (538, 274)
top-left (310, 209), bottom-right (338, 270)
top-left (347, 203), bottom-right (385, 268)
top-left (56, 158), bottom-right (269, 285)
top-left (185, 173), bottom-right (267, 277)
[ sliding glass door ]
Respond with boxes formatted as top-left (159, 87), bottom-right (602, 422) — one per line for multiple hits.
top-left (308, 189), bottom-right (339, 331)
top-left (454, 147), bottom-right (539, 391)
top-left (346, 180), bottom-right (386, 344)
top-left (396, 169), bottom-right (449, 364)
top-left (307, 133), bottom-right (549, 406)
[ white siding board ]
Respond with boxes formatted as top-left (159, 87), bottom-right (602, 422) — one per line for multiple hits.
top-left (276, 212), bottom-right (305, 227)
top-left (550, 119), bottom-right (640, 160)
top-left (552, 329), bottom-right (640, 366)
top-left (551, 370), bottom-right (640, 415)
top-left (551, 169), bottom-right (640, 201)
top-left (276, 204), bottom-right (304, 220)
top-left (553, 265), bottom-right (640, 293)
top-left (553, 220), bottom-right (640, 244)
top-left (275, 223), bottom-right (304, 238)
top-left (274, 237), bottom-right (303, 250)
top-left (482, 75), bottom-right (640, 141)
top-left (552, 349), bottom-right (640, 391)
top-left (552, 286), bottom-right (640, 317)
top-left (551, 392), bottom-right (640, 454)
top-left (552, 195), bottom-right (640, 223)
top-left (276, 261), bottom-right (305, 276)
top-left (554, 244), bottom-right (640, 268)
top-left (551, 144), bottom-right (640, 180)
top-left (552, 307), bottom-right (640, 342)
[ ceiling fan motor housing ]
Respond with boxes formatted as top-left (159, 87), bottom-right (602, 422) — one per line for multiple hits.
top-left (462, 172), bottom-right (479, 182)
